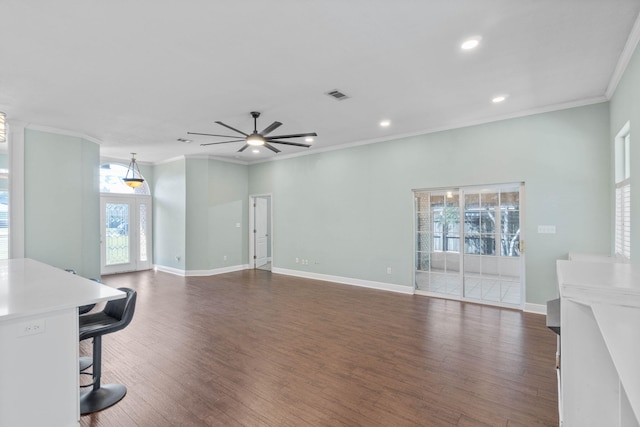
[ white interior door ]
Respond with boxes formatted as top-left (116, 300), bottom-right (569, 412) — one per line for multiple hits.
top-left (101, 195), bottom-right (152, 275)
top-left (255, 197), bottom-right (268, 268)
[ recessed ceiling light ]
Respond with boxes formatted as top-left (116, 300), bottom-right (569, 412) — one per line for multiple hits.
top-left (461, 36), bottom-right (481, 50)
top-left (305, 137), bottom-right (314, 143)
top-left (252, 149), bottom-right (260, 153)
top-left (492, 95), bottom-right (508, 103)
top-left (380, 120), bottom-right (391, 127)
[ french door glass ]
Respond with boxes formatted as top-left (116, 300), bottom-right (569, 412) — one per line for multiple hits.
top-left (105, 202), bottom-right (130, 266)
top-left (415, 184), bottom-right (523, 307)
top-left (101, 196), bottom-right (152, 274)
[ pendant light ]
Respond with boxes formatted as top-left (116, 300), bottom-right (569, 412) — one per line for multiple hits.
top-left (123, 153), bottom-right (144, 188)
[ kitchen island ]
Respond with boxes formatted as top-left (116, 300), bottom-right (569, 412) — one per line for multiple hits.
top-left (0, 258), bottom-right (125, 427)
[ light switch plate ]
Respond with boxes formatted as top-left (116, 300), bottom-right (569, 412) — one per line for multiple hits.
top-left (538, 225), bottom-right (556, 234)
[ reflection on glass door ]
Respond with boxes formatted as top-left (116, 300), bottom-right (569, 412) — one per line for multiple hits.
top-left (415, 183), bottom-right (524, 308)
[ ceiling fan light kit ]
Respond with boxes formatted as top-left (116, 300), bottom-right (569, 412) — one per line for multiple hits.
top-left (246, 134), bottom-right (265, 146)
top-left (188, 111), bottom-right (317, 154)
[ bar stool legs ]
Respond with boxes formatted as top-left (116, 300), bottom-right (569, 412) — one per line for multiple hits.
top-left (79, 335), bottom-right (127, 415)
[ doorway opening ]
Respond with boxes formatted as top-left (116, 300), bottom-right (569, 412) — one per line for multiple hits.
top-left (99, 163), bottom-right (152, 275)
top-left (249, 194), bottom-right (272, 271)
top-left (414, 183), bottom-right (525, 308)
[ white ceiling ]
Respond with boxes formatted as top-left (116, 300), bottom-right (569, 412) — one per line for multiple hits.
top-left (1, 1), bottom-right (639, 164)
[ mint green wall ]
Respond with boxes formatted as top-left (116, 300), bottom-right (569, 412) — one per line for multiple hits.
top-left (610, 41), bottom-right (640, 263)
top-left (185, 158), bottom-right (248, 271)
top-left (249, 103), bottom-right (610, 305)
top-left (153, 157), bottom-right (248, 272)
top-left (185, 158), bottom-right (208, 270)
top-left (137, 162), bottom-right (153, 194)
top-left (24, 129), bottom-right (100, 278)
top-left (153, 158), bottom-right (186, 269)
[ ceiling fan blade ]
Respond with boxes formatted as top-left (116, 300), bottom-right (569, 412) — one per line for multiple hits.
top-left (200, 139), bottom-right (245, 146)
top-left (263, 142), bottom-right (281, 153)
top-left (267, 140), bottom-right (311, 148)
top-left (267, 132), bottom-right (318, 139)
top-left (215, 121), bottom-right (249, 136)
top-left (237, 144), bottom-right (250, 152)
top-left (260, 121), bottom-right (282, 136)
top-left (188, 132), bottom-right (244, 138)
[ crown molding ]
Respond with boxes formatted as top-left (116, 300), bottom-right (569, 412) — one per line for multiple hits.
top-left (606, 11), bottom-right (640, 99)
top-left (154, 154), bottom-right (250, 166)
top-left (250, 96), bottom-right (608, 166)
top-left (24, 123), bottom-right (103, 145)
top-left (152, 155), bottom-right (186, 166)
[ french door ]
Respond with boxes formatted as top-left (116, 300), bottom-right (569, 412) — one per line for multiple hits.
top-left (414, 183), bottom-right (524, 308)
top-left (100, 195), bottom-right (152, 274)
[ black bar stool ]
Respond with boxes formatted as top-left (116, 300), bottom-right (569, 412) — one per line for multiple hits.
top-left (79, 287), bottom-right (137, 415)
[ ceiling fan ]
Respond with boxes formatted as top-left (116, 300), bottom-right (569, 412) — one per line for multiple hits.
top-left (188, 111), bottom-right (317, 153)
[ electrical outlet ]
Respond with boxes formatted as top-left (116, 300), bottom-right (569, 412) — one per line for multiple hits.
top-left (386, 267), bottom-right (392, 274)
top-left (223, 255), bottom-right (227, 261)
top-left (19, 319), bottom-right (45, 337)
top-left (296, 257), bottom-right (299, 263)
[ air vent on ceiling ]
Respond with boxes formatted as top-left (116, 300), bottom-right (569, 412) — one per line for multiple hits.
top-left (326, 89), bottom-right (350, 101)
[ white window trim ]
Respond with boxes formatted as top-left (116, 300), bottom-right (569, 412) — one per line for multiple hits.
top-left (614, 123), bottom-right (631, 260)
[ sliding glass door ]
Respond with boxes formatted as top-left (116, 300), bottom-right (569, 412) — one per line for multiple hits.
top-left (415, 183), bottom-right (524, 308)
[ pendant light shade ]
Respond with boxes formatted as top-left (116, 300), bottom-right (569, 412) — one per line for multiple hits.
top-left (0, 112), bottom-right (6, 143)
top-left (123, 153), bottom-right (144, 188)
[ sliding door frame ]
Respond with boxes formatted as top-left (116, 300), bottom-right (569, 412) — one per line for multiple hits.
top-left (413, 182), bottom-right (525, 309)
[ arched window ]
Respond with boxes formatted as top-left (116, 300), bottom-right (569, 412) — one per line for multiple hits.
top-left (99, 163), bottom-right (150, 195)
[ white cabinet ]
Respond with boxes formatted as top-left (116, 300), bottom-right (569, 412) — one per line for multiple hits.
top-left (557, 260), bottom-right (640, 427)
top-left (0, 259), bottom-right (124, 427)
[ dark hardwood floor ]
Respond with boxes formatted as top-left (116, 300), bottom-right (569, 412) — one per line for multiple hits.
top-left (80, 269), bottom-right (558, 427)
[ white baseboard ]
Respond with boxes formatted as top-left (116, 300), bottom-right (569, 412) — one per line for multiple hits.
top-left (155, 264), bottom-right (542, 312)
top-left (272, 267), bottom-right (414, 295)
top-left (187, 264), bottom-right (250, 276)
top-left (524, 302), bottom-right (547, 315)
top-left (154, 264), bottom-right (186, 276)
top-left (154, 264), bottom-right (249, 277)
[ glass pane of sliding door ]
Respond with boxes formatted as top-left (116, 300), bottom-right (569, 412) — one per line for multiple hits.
top-left (415, 183), bottom-right (524, 308)
top-left (415, 190), bottom-right (461, 296)
top-left (463, 187), bottom-right (522, 305)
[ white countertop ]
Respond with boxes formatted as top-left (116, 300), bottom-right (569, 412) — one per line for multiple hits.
top-left (557, 259), bottom-right (640, 307)
top-left (0, 258), bottom-right (125, 321)
top-left (567, 252), bottom-right (618, 263)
